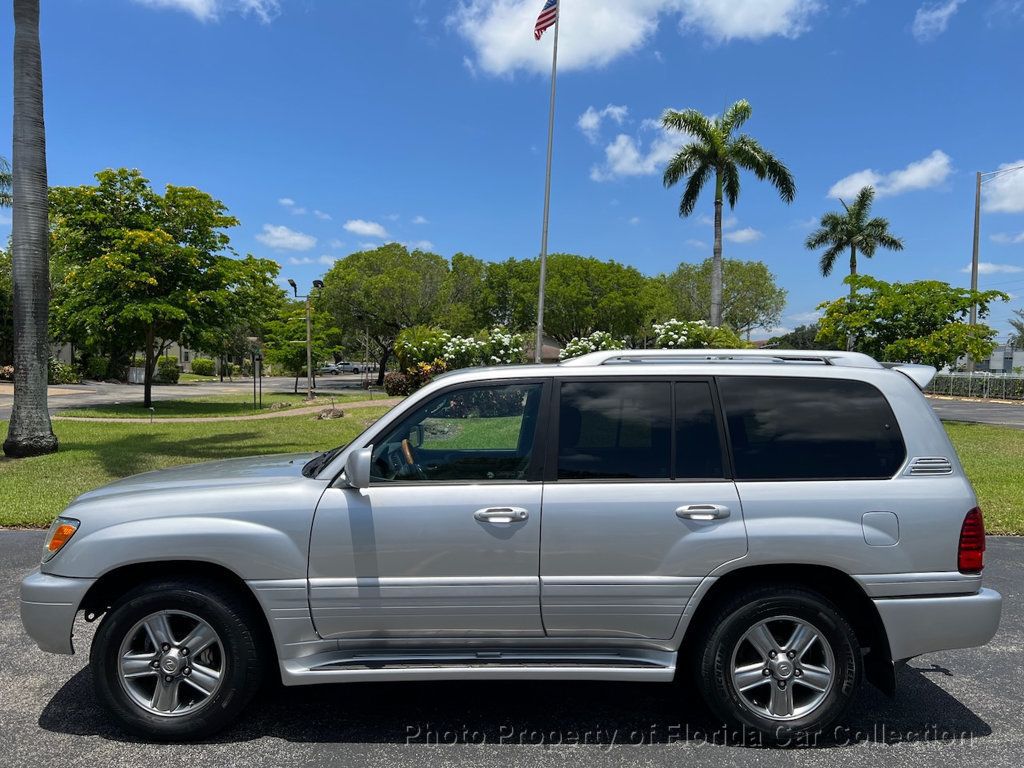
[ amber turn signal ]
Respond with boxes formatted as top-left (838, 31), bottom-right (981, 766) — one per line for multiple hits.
top-left (42, 517), bottom-right (79, 562)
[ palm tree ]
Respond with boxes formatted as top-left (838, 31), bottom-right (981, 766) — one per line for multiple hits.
top-left (0, 156), bottom-right (12, 207)
top-left (4, 0), bottom-right (58, 458)
top-left (662, 100), bottom-right (795, 327)
top-left (806, 185), bottom-right (904, 297)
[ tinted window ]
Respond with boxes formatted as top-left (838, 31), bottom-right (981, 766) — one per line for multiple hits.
top-left (675, 382), bottom-right (725, 479)
top-left (371, 383), bottom-right (542, 483)
top-left (718, 377), bottom-right (905, 480)
top-left (558, 381), bottom-right (671, 480)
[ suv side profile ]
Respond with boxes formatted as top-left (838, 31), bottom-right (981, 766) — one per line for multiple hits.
top-left (21, 349), bottom-right (1002, 742)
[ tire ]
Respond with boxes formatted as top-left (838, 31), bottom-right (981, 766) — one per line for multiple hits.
top-left (694, 585), bottom-right (861, 743)
top-left (90, 578), bottom-right (265, 741)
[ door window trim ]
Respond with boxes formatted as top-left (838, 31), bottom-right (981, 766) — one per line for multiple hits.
top-left (546, 376), bottom-right (733, 484)
top-left (362, 377), bottom-right (553, 487)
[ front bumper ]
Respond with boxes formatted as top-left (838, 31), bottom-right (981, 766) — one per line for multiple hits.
top-left (874, 587), bottom-right (1002, 662)
top-left (20, 568), bottom-right (96, 655)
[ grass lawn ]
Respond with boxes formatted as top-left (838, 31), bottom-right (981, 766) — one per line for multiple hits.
top-left (0, 408), bottom-right (390, 527)
top-left (1, 417), bottom-right (1021, 532)
top-left (177, 373), bottom-right (220, 384)
top-left (944, 422), bottom-right (1024, 535)
top-left (56, 391), bottom-right (380, 419)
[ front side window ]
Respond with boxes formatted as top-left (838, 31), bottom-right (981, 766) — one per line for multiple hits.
top-left (718, 376), bottom-right (905, 481)
top-left (370, 382), bottom-right (543, 483)
top-left (558, 381), bottom-right (671, 480)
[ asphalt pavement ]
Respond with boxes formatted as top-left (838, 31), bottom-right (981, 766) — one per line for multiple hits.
top-left (1, 530), bottom-right (1020, 768)
top-left (927, 397), bottom-right (1024, 428)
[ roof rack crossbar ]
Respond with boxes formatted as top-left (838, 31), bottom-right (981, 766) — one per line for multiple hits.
top-left (558, 349), bottom-right (884, 369)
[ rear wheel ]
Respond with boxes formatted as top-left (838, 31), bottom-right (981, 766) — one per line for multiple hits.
top-left (90, 579), bottom-right (264, 741)
top-left (694, 586), bottom-right (861, 742)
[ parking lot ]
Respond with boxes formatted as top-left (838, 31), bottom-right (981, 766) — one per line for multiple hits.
top-left (1, 531), bottom-right (1020, 768)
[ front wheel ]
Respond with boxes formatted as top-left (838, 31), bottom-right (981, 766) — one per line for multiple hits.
top-left (90, 578), bottom-right (264, 740)
top-left (694, 586), bottom-right (861, 743)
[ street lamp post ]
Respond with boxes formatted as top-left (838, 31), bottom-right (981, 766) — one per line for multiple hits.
top-left (287, 278), bottom-right (324, 401)
top-left (966, 164), bottom-right (1024, 371)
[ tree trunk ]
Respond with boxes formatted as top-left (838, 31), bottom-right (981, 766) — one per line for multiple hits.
top-left (710, 169), bottom-right (724, 327)
top-left (376, 348), bottom-right (390, 386)
top-left (293, 372), bottom-right (299, 394)
top-left (143, 325), bottom-right (155, 407)
top-left (4, 0), bottom-right (57, 458)
top-left (847, 245), bottom-right (858, 351)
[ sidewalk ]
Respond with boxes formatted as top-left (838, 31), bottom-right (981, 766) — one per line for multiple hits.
top-left (50, 397), bottom-right (401, 424)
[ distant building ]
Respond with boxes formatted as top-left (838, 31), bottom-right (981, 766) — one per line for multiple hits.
top-left (976, 344), bottom-right (1024, 374)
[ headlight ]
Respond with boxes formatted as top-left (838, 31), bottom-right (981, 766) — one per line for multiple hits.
top-left (42, 517), bottom-right (79, 563)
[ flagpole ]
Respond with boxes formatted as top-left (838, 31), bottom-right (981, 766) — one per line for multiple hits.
top-left (534, 11), bottom-right (559, 364)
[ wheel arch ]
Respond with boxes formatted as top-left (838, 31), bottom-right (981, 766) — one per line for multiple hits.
top-left (682, 563), bottom-right (896, 696)
top-left (78, 559), bottom-right (279, 683)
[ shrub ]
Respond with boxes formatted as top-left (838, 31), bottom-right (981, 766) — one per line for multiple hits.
top-left (48, 358), bottom-right (81, 385)
top-left (395, 326), bottom-right (449, 370)
top-left (383, 372), bottom-right (414, 397)
top-left (191, 357), bottom-right (215, 376)
top-left (559, 331), bottom-right (625, 360)
top-left (653, 319), bottom-right (746, 350)
top-left (155, 357), bottom-right (180, 384)
top-left (83, 356), bottom-right (109, 381)
top-left (397, 326), bottom-right (527, 370)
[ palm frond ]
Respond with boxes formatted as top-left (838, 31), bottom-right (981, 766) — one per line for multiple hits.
top-left (721, 99), bottom-right (753, 136)
top-left (819, 244), bottom-right (844, 277)
top-left (0, 155), bottom-right (11, 208)
top-left (679, 164), bottom-right (712, 218)
top-left (722, 162), bottom-right (741, 209)
top-left (661, 108), bottom-right (718, 148)
top-left (729, 136), bottom-right (795, 203)
top-left (663, 144), bottom-right (707, 188)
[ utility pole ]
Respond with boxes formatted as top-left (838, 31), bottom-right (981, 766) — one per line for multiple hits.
top-left (534, 3), bottom-right (560, 364)
top-left (966, 171), bottom-right (982, 373)
top-left (288, 278), bottom-right (324, 401)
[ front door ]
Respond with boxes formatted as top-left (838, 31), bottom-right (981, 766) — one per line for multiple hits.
top-left (540, 378), bottom-right (748, 640)
top-left (309, 380), bottom-right (549, 640)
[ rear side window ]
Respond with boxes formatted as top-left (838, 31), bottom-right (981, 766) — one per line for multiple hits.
top-left (718, 376), bottom-right (905, 481)
top-left (558, 381), bottom-right (671, 479)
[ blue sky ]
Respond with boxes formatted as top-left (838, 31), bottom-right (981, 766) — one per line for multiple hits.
top-left (2, 0), bottom-right (1024, 339)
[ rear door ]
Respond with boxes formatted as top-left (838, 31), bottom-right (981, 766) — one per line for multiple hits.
top-left (539, 377), bottom-right (748, 640)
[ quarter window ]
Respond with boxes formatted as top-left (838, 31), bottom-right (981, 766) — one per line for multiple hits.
top-left (370, 383), bottom-right (543, 483)
top-left (675, 382), bottom-right (725, 479)
top-left (718, 376), bottom-right (905, 481)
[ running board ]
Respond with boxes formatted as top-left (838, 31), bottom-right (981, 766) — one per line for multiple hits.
top-left (280, 649), bottom-right (677, 686)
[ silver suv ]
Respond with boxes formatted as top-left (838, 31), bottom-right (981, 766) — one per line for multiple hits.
top-left (20, 349), bottom-right (1002, 742)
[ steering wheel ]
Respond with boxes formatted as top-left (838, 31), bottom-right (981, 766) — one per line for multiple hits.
top-left (400, 438), bottom-right (428, 481)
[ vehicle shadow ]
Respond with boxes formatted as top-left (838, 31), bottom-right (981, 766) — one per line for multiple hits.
top-left (39, 663), bottom-right (990, 749)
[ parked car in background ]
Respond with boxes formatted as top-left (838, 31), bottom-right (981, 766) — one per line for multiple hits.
top-left (20, 349), bottom-right (1001, 741)
top-left (320, 361), bottom-right (371, 375)
top-left (319, 363), bottom-right (341, 375)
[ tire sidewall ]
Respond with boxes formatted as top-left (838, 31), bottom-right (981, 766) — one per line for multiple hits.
top-left (91, 582), bottom-right (260, 741)
top-left (701, 591), bottom-right (861, 742)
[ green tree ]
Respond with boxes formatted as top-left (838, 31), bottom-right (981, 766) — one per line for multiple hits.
top-left (666, 258), bottom-right (786, 339)
top-left (49, 168), bottom-right (241, 407)
top-left (263, 301), bottom-right (342, 393)
top-left (0, 155), bottom-right (11, 208)
top-left (320, 243), bottom-right (448, 384)
top-left (806, 186), bottom-right (904, 297)
top-left (1007, 309), bottom-right (1024, 350)
top-left (5, 0), bottom-right (58, 457)
top-left (816, 275), bottom-right (1008, 369)
top-left (662, 100), bottom-right (795, 327)
top-left (437, 252), bottom-right (488, 335)
top-left (0, 248), bottom-right (12, 365)
top-left (767, 324), bottom-right (824, 350)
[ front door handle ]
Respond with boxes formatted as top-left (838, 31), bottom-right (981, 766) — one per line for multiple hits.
top-left (474, 507), bottom-right (529, 524)
top-left (676, 504), bottom-right (731, 521)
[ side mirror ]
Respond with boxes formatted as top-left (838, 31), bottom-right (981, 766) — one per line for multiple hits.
top-left (407, 424), bottom-right (425, 449)
top-left (345, 446), bottom-right (372, 490)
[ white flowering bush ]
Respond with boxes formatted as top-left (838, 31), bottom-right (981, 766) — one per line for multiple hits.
top-left (396, 325), bottom-right (527, 370)
top-left (653, 319), bottom-right (745, 349)
top-left (442, 334), bottom-right (488, 369)
top-left (559, 330), bottom-right (626, 360)
top-left (484, 327), bottom-right (527, 365)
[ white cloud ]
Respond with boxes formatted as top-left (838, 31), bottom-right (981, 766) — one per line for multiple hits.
top-left (451, 0), bottom-right (821, 77)
top-left (287, 256), bottom-right (314, 266)
top-left (590, 119), bottom-right (680, 181)
top-left (788, 309), bottom-right (823, 325)
top-left (828, 150), bottom-right (952, 199)
top-left (412, 215), bottom-right (429, 225)
top-left (686, 239), bottom-right (708, 249)
top-left (699, 213), bottom-right (739, 229)
top-left (577, 104), bottom-right (629, 143)
top-left (962, 262), bottom-right (1024, 275)
top-left (407, 240), bottom-right (436, 251)
top-left (278, 197), bottom-right (307, 215)
top-left (912, 0), bottom-right (964, 42)
top-left (983, 160), bottom-right (1024, 213)
top-left (725, 227), bottom-right (764, 243)
top-left (278, 197), bottom-right (295, 207)
top-left (629, 216), bottom-right (641, 225)
top-left (991, 232), bottom-right (1024, 244)
top-left (329, 239), bottom-right (346, 249)
top-left (318, 255), bottom-right (338, 266)
top-left (343, 219), bottom-right (389, 238)
top-left (313, 210), bottom-right (332, 220)
top-left (255, 224), bottom-right (317, 251)
top-left (132, 0), bottom-right (279, 23)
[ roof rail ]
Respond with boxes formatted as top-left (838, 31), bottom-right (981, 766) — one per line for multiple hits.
top-left (559, 349), bottom-right (884, 369)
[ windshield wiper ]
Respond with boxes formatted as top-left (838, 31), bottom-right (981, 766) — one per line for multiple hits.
top-left (302, 446), bottom-right (343, 478)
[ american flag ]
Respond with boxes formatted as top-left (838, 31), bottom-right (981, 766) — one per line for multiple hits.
top-left (534, 0), bottom-right (558, 40)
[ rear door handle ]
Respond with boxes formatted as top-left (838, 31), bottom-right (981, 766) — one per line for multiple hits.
top-left (474, 507), bottom-right (529, 524)
top-left (676, 504), bottom-right (731, 521)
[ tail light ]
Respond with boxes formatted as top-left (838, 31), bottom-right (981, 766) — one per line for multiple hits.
top-left (958, 508), bottom-right (986, 574)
